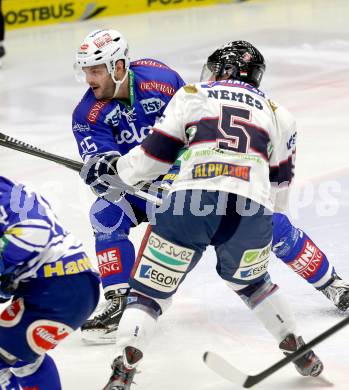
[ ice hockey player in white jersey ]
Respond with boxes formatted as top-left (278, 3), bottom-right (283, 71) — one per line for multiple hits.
top-left (81, 41), bottom-right (325, 389)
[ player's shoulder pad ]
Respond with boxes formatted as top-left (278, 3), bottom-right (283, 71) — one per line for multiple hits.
top-left (131, 58), bottom-right (171, 70)
top-left (73, 89), bottom-right (111, 125)
top-left (267, 99), bottom-right (278, 112)
top-left (131, 58), bottom-right (184, 86)
top-left (183, 84), bottom-right (199, 94)
top-left (271, 100), bottom-right (296, 130)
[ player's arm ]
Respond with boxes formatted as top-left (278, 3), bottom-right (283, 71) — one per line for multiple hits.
top-left (117, 89), bottom-right (187, 186)
top-left (80, 87), bottom-right (189, 194)
top-left (269, 101), bottom-right (297, 212)
top-left (1, 219), bottom-right (51, 265)
top-left (72, 98), bottom-right (119, 163)
top-left (0, 216), bottom-right (51, 296)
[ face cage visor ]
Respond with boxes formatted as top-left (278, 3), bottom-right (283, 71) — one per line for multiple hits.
top-left (200, 63), bottom-right (216, 82)
top-left (200, 62), bottom-right (239, 82)
top-left (73, 63), bottom-right (87, 83)
top-left (73, 62), bottom-right (129, 98)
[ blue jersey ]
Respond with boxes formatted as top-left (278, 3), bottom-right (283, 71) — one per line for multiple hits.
top-left (0, 177), bottom-right (98, 289)
top-left (72, 59), bottom-right (185, 162)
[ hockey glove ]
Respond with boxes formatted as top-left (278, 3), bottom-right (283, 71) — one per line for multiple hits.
top-left (0, 271), bottom-right (16, 302)
top-left (80, 151), bottom-right (135, 203)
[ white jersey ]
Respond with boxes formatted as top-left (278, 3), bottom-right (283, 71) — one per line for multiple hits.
top-left (117, 80), bottom-right (297, 211)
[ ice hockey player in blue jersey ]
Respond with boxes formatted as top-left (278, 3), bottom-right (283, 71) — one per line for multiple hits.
top-left (72, 28), bottom-right (185, 343)
top-left (0, 176), bottom-right (100, 389)
top-left (74, 29), bottom-right (349, 346)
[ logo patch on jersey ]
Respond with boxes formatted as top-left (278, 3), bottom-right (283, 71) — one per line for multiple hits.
top-left (97, 247), bottom-right (123, 277)
top-left (287, 132), bottom-right (297, 150)
top-left (0, 298), bottom-right (25, 327)
top-left (233, 242), bottom-right (271, 281)
top-left (87, 100), bottom-right (109, 124)
top-left (132, 60), bottom-right (169, 69)
top-left (268, 99), bottom-right (278, 112)
top-left (139, 264), bottom-right (152, 278)
top-left (104, 105), bottom-right (122, 126)
top-left (242, 244), bottom-right (271, 265)
top-left (139, 81), bottom-right (176, 96)
top-left (192, 162), bottom-right (251, 181)
top-left (72, 121), bottom-right (91, 132)
top-left (147, 232), bottom-right (194, 268)
top-left (22, 387), bottom-right (39, 390)
top-left (117, 124), bottom-right (150, 144)
top-left (240, 261), bottom-right (268, 278)
top-left (26, 320), bottom-right (73, 354)
top-left (183, 84), bottom-right (198, 94)
top-left (289, 240), bottom-right (324, 279)
top-left (140, 98), bottom-right (165, 114)
top-left (42, 257), bottom-right (93, 277)
top-left (132, 231), bottom-right (193, 293)
top-left (136, 260), bottom-right (181, 292)
top-left (182, 149), bottom-right (193, 161)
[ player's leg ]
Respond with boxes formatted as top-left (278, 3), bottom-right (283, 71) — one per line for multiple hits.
top-left (103, 190), bottom-right (222, 390)
top-left (82, 195), bottom-right (147, 343)
top-left (272, 212), bottom-right (349, 310)
top-left (0, 273), bottom-right (99, 389)
top-left (215, 196), bottom-right (323, 377)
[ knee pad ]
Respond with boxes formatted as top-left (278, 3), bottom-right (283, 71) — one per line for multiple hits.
top-left (272, 213), bottom-right (299, 259)
top-left (90, 198), bottom-right (133, 233)
top-left (128, 290), bottom-right (172, 317)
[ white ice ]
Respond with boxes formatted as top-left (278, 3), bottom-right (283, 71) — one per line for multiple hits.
top-left (1, 0), bottom-right (349, 389)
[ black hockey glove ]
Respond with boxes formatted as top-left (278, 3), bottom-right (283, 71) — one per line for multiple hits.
top-left (0, 272), bottom-right (16, 302)
top-left (80, 151), bottom-right (135, 203)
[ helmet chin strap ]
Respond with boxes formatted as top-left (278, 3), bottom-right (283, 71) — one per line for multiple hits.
top-left (111, 71), bottom-right (129, 98)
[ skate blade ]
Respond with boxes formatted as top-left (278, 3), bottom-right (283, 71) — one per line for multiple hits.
top-left (81, 329), bottom-right (117, 345)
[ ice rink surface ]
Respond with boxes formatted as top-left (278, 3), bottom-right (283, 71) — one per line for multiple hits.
top-left (1, 0), bottom-right (349, 388)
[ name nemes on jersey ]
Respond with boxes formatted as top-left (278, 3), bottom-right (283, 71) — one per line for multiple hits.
top-left (207, 89), bottom-right (263, 110)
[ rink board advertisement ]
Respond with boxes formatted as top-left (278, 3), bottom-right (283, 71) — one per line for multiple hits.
top-left (2, 0), bottom-right (237, 30)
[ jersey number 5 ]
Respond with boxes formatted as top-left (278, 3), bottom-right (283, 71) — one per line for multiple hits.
top-left (217, 106), bottom-right (251, 153)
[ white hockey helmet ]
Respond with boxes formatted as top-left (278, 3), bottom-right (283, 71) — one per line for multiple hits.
top-left (75, 29), bottom-right (130, 96)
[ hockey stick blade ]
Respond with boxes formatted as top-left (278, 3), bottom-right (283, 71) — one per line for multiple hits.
top-left (204, 315), bottom-right (349, 388)
top-left (0, 132), bottom-right (166, 203)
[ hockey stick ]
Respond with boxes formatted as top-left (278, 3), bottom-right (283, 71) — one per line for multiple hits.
top-left (204, 314), bottom-right (349, 388)
top-left (0, 132), bottom-right (166, 204)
